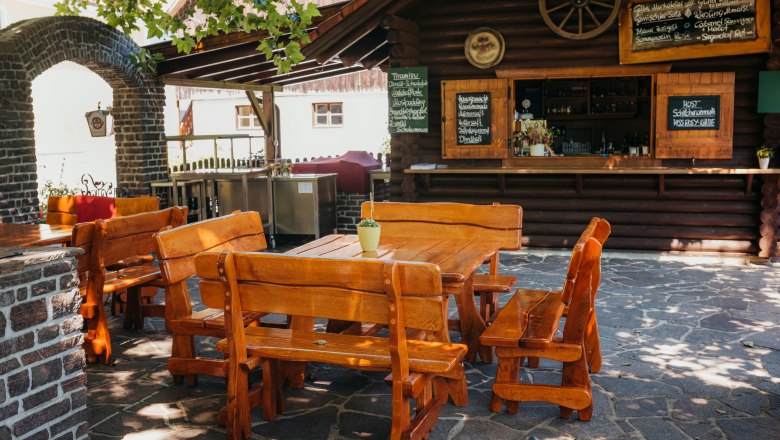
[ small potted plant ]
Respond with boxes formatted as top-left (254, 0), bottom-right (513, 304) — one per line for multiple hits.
top-left (515, 122), bottom-right (558, 156)
top-left (757, 146), bottom-right (774, 170)
top-left (356, 192), bottom-right (380, 252)
top-left (270, 160), bottom-right (293, 177)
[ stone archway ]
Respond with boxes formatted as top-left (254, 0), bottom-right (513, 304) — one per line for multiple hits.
top-left (0, 16), bottom-right (167, 223)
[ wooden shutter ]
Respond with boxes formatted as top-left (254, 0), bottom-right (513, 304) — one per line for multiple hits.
top-left (441, 79), bottom-right (512, 159)
top-left (655, 72), bottom-right (735, 159)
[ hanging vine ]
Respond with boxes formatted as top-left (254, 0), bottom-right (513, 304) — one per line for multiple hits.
top-left (54, 0), bottom-right (321, 73)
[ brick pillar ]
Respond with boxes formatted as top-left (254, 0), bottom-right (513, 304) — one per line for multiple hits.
top-left (0, 248), bottom-right (88, 439)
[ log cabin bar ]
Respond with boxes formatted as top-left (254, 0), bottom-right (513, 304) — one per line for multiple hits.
top-left (299, 0), bottom-right (780, 259)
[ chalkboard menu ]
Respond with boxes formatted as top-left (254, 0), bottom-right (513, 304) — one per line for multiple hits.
top-left (388, 67), bottom-right (429, 134)
top-left (668, 95), bottom-right (720, 130)
top-left (456, 92), bottom-right (491, 145)
top-left (632, 0), bottom-right (757, 52)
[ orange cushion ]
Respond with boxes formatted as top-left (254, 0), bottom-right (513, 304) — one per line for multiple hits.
top-left (75, 195), bottom-right (116, 222)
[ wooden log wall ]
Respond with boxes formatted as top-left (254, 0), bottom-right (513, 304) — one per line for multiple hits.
top-left (387, 0), bottom-right (776, 255)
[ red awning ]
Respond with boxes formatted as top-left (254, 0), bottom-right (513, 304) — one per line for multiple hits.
top-left (292, 151), bottom-right (381, 193)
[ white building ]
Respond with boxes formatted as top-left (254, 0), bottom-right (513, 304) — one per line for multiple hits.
top-left (169, 70), bottom-right (388, 167)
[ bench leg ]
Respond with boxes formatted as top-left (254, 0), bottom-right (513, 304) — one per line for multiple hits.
top-left (490, 356), bottom-right (520, 414)
top-left (226, 362), bottom-right (251, 439)
top-left (84, 305), bottom-right (112, 365)
top-left (584, 312), bottom-right (602, 373)
top-left (169, 334), bottom-right (199, 385)
top-left (560, 350), bottom-right (592, 421)
top-left (433, 375), bottom-right (468, 407)
top-left (123, 286), bottom-right (144, 330)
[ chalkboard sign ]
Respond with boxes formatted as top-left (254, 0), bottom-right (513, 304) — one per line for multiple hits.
top-left (631, 0), bottom-right (757, 52)
top-left (668, 95), bottom-right (720, 130)
top-left (388, 67), bottom-right (429, 134)
top-left (456, 92), bottom-right (491, 145)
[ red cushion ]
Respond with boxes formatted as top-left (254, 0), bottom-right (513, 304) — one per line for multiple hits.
top-left (75, 195), bottom-right (116, 222)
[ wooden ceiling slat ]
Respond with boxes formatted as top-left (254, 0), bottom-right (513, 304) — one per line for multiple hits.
top-left (269, 65), bottom-right (365, 86)
top-left (228, 60), bottom-right (334, 84)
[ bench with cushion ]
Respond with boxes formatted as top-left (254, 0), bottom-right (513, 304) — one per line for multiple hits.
top-left (71, 206), bottom-right (188, 364)
top-left (153, 211), bottom-right (270, 386)
top-left (46, 195), bottom-right (160, 225)
top-left (196, 251), bottom-right (467, 440)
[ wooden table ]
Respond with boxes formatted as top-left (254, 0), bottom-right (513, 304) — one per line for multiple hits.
top-left (286, 234), bottom-right (502, 363)
top-left (0, 223), bottom-right (73, 247)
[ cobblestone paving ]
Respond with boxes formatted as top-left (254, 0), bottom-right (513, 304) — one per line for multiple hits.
top-left (86, 250), bottom-right (780, 439)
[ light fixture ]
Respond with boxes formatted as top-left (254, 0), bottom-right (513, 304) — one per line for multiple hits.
top-left (85, 102), bottom-right (112, 137)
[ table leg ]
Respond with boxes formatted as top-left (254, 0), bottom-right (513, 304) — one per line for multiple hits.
top-left (453, 276), bottom-right (493, 363)
top-left (283, 315), bottom-right (314, 388)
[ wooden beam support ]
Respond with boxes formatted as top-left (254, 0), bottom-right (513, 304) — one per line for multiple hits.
top-left (496, 64), bottom-right (672, 80)
top-left (338, 28), bottom-right (388, 67)
top-left (263, 90), bottom-right (276, 161)
top-left (315, 17), bottom-right (382, 64)
top-left (245, 91), bottom-right (269, 134)
top-left (162, 77), bottom-right (282, 92)
top-left (269, 65), bottom-right (365, 86)
top-left (381, 15), bottom-right (419, 34)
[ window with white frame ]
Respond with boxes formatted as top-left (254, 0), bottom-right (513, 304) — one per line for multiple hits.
top-left (236, 105), bottom-right (262, 130)
top-left (313, 102), bottom-right (343, 127)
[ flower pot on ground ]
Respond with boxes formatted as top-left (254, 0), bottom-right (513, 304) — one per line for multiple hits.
top-left (357, 219), bottom-right (381, 252)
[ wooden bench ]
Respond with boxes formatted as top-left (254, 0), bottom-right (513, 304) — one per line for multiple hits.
top-left (153, 211), bottom-right (269, 386)
top-left (195, 251), bottom-right (467, 440)
top-left (47, 195), bottom-right (160, 225)
top-left (362, 201), bottom-right (522, 362)
top-left (480, 217), bottom-right (610, 421)
top-left (71, 206), bottom-right (188, 364)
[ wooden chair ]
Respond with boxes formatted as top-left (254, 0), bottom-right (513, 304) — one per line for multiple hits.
top-left (72, 206), bottom-right (188, 364)
top-left (480, 218), bottom-right (610, 421)
top-left (153, 211), bottom-right (269, 386)
top-left (362, 201), bottom-right (522, 338)
top-left (515, 217), bottom-right (610, 373)
top-left (195, 251), bottom-right (467, 440)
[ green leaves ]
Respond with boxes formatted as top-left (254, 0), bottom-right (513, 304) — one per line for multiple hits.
top-left (55, 0), bottom-right (319, 74)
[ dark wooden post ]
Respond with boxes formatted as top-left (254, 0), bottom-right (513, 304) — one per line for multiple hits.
top-left (383, 14), bottom-right (421, 202)
top-left (759, 1), bottom-right (780, 259)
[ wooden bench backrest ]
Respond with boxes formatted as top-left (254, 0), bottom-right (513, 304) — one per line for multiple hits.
top-left (155, 211), bottom-right (267, 286)
top-left (362, 201), bottom-right (522, 250)
top-left (195, 252), bottom-right (446, 332)
top-left (561, 217), bottom-right (611, 305)
top-left (115, 196), bottom-right (160, 217)
top-left (47, 196), bottom-right (78, 226)
top-left (47, 195), bottom-right (160, 226)
top-left (562, 236), bottom-right (605, 345)
top-left (71, 221), bottom-right (96, 276)
top-left (95, 206), bottom-right (188, 269)
top-left (154, 211), bottom-right (267, 320)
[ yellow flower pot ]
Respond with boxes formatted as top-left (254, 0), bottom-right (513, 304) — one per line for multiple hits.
top-left (357, 225), bottom-right (381, 252)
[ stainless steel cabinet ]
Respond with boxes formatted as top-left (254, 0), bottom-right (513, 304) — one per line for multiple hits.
top-left (272, 174), bottom-right (337, 238)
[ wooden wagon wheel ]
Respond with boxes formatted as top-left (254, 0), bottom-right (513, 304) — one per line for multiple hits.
top-left (539, 0), bottom-right (622, 40)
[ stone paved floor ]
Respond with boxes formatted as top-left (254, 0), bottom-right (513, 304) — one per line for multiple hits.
top-left (85, 249), bottom-right (780, 439)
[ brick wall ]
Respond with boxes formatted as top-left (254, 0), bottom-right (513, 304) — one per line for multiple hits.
top-left (336, 181), bottom-right (390, 233)
top-left (0, 16), bottom-right (168, 224)
top-left (0, 248), bottom-right (87, 440)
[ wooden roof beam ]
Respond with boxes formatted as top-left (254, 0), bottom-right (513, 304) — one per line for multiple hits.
top-left (360, 46), bottom-right (390, 70)
top-left (338, 28), bottom-right (388, 67)
top-left (225, 60), bottom-right (329, 84)
top-left (314, 17), bottom-right (382, 64)
top-left (156, 43), bottom-right (262, 76)
top-left (271, 65), bottom-right (365, 87)
top-left (161, 77), bottom-right (282, 92)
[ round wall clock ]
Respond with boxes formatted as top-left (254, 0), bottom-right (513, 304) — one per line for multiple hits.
top-left (464, 27), bottom-right (505, 69)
